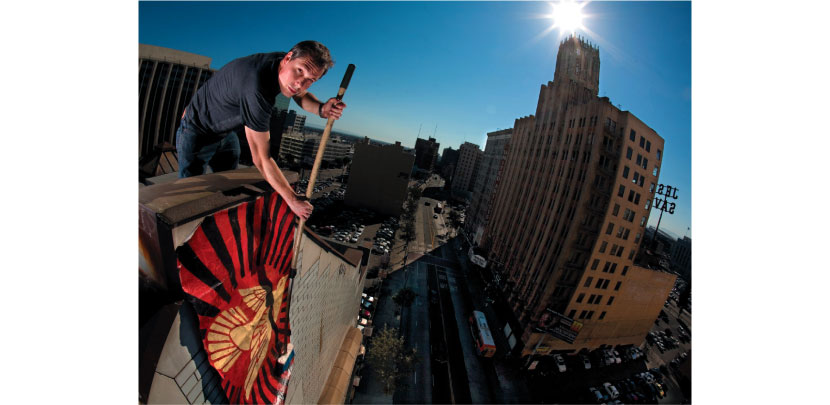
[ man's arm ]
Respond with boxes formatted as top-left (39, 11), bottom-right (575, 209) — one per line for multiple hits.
top-left (293, 92), bottom-right (346, 119)
top-left (245, 126), bottom-right (313, 220)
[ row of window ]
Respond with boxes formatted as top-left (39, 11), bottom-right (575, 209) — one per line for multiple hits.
top-left (575, 292), bottom-right (616, 306)
top-left (583, 276), bottom-right (623, 291)
top-left (569, 309), bottom-right (608, 321)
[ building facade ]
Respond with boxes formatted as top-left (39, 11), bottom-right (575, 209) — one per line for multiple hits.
top-left (482, 35), bottom-right (675, 355)
top-left (467, 129), bottom-right (512, 245)
top-left (414, 137), bottom-right (440, 172)
top-left (670, 236), bottom-right (691, 280)
top-left (139, 44), bottom-right (214, 159)
top-left (451, 142), bottom-right (483, 195)
top-left (345, 138), bottom-right (415, 216)
top-left (439, 146), bottom-right (460, 182)
top-left (279, 133), bottom-right (352, 166)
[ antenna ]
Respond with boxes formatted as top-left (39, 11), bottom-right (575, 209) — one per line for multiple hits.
top-left (417, 123), bottom-right (422, 137)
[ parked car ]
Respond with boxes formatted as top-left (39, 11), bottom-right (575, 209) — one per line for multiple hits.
top-left (360, 309), bottom-right (371, 318)
top-left (612, 350), bottom-right (622, 364)
top-left (581, 354), bottom-right (592, 370)
top-left (553, 354), bottom-right (566, 372)
top-left (588, 387), bottom-right (606, 403)
top-left (602, 382), bottom-right (619, 399)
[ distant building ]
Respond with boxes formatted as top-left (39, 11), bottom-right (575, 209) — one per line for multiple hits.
top-left (139, 44), bottom-right (214, 159)
top-left (670, 236), bottom-right (691, 280)
top-left (274, 93), bottom-right (291, 111)
top-left (279, 133), bottom-right (352, 166)
top-left (414, 137), bottom-right (440, 172)
top-left (345, 138), bottom-right (414, 216)
top-left (451, 142), bottom-right (482, 195)
top-left (482, 35), bottom-right (675, 355)
top-left (467, 128), bottom-right (512, 245)
top-left (439, 147), bottom-right (460, 182)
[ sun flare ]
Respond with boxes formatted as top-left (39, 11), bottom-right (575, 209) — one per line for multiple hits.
top-left (550, 0), bottom-right (587, 36)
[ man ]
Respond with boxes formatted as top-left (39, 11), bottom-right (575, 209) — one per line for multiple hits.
top-left (176, 40), bottom-right (346, 221)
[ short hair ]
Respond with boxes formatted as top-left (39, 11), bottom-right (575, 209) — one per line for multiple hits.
top-left (288, 40), bottom-right (335, 77)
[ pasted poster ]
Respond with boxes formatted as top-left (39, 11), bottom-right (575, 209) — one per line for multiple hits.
top-left (178, 192), bottom-right (297, 404)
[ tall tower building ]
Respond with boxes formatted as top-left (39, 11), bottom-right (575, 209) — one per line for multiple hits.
top-left (483, 36), bottom-right (676, 355)
top-left (414, 137), bottom-right (440, 172)
top-left (451, 142), bottom-right (483, 195)
top-left (139, 44), bottom-right (214, 159)
top-left (467, 128), bottom-right (512, 245)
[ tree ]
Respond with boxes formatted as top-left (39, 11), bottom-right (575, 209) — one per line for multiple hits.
top-left (447, 209), bottom-right (462, 229)
top-left (392, 288), bottom-right (416, 308)
top-left (366, 327), bottom-right (417, 394)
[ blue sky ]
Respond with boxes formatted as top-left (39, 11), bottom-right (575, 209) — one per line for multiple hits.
top-left (139, 1), bottom-right (691, 238)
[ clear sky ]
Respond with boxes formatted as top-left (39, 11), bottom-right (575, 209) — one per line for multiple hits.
top-left (139, 1), bottom-right (691, 239)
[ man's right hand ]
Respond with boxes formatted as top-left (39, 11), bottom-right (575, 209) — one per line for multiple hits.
top-left (288, 194), bottom-right (313, 221)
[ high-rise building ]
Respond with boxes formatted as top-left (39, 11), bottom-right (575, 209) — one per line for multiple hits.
top-left (467, 129), bottom-right (512, 245)
top-left (439, 147), bottom-right (460, 182)
top-left (274, 93), bottom-right (291, 112)
top-left (139, 44), bottom-right (214, 159)
top-left (451, 142), bottom-right (483, 195)
top-left (279, 133), bottom-right (352, 166)
top-left (345, 138), bottom-right (415, 216)
top-left (482, 35), bottom-right (676, 355)
top-left (670, 236), bottom-right (691, 280)
top-left (414, 137), bottom-right (440, 172)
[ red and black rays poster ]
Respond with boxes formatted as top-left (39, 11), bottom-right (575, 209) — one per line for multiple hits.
top-left (177, 192), bottom-right (296, 404)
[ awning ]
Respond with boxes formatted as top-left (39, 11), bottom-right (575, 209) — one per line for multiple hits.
top-left (317, 327), bottom-right (363, 404)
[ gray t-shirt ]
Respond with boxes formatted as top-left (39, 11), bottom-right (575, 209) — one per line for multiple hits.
top-left (184, 52), bottom-right (285, 135)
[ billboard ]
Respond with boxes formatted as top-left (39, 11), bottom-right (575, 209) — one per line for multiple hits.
top-left (468, 247), bottom-right (487, 268)
top-left (537, 309), bottom-right (584, 344)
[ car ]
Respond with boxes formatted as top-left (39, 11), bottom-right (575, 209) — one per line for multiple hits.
top-left (424, 201), bottom-right (430, 206)
top-left (588, 387), bottom-right (606, 403)
top-left (433, 214), bottom-right (439, 219)
top-left (602, 382), bottom-right (619, 399)
top-left (553, 354), bottom-right (566, 372)
top-left (612, 350), bottom-right (622, 364)
top-left (581, 354), bottom-right (592, 370)
top-left (360, 309), bottom-right (371, 318)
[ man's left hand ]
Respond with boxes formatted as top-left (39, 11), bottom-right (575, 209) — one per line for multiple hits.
top-left (321, 98), bottom-right (347, 120)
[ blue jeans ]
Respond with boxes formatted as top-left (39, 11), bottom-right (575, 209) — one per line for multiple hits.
top-left (176, 119), bottom-right (241, 178)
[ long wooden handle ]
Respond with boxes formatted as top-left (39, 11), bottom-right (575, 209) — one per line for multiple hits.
top-left (290, 64), bottom-right (356, 272)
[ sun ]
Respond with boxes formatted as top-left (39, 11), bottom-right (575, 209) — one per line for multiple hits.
top-left (550, 0), bottom-right (587, 36)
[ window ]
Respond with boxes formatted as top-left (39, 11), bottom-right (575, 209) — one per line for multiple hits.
top-left (639, 136), bottom-right (645, 148)
top-left (569, 309), bottom-right (577, 318)
top-left (610, 244), bottom-right (618, 255)
top-left (633, 172), bottom-right (639, 184)
top-left (591, 259), bottom-right (600, 270)
top-left (599, 311), bottom-right (606, 320)
top-left (607, 296), bottom-right (615, 305)
top-left (636, 154), bottom-right (642, 165)
top-left (602, 279), bottom-right (610, 289)
top-left (606, 223), bottom-right (614, 235)
top-left (599, 241), bottom-right (607, 253)
top-left (639, 176), bottom-right (645, 187)
top-left (577, 293), bottom-right (585, 303)
top-left (622, 166), bottom-right (629, 179)
top-left (650, 183), bottom-right (656, 193)
top-left (640, 216), bottom-right (647, 227)
top-left (584, 277), bottom-right (593, 287)
top-left (609, 263), bottom-right (617, 274)
top-left (618, 185), bottom-right (625, 197)
top-left (615, 281), bottom-right (622, 291)
top-left (635, 233), bottom-right (641, 243)
top-left (642, 158), bottom-right (648, 170)
top-left (628, 190), bottom-right (635, 202)
top-left (587, 311), bottom-right (594, 320)
top-left (634, 193), bottom-right (641, 205)
top-left (646, 140), bottom-right (651, 152)
top-left (612, 204), bottom-right (620, 216)
top-left (603, 262), bottom-right (611, 272)
top-left (629, 129), bottom-right (636, 141)
top-left (629, 250), bottom-right (635, 260)
top-left (579, 310), bottom-right (587, 319)
top-left (623, 229), bottom-right (630, 240)
top-left (596, 278), bottom-right (604, 288)
top-left (616, 227), bottom-right (624, 238)
top-left (653, 166), bottom-right (659, 176)
top-left (588, 294), bottom-right (596, 304)
top-left (622, 266), bottom-right (629, 276)
top-left (626, 147), bottom-right (633, 159)
top-left (616, 247), bottom-right (624, 257)
top-left (657, 149), bottom-right (662, 161)
top-left (646, 199), bottom-right (652, 210)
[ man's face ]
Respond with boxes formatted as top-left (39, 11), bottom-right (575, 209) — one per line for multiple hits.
top-left (278, 52), bottom-right (323, 97)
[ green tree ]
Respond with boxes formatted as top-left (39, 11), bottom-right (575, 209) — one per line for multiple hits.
top-left (366, 327), bottom-right (417, 394)
top-left (392, 288), bottom-right (416, 308)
